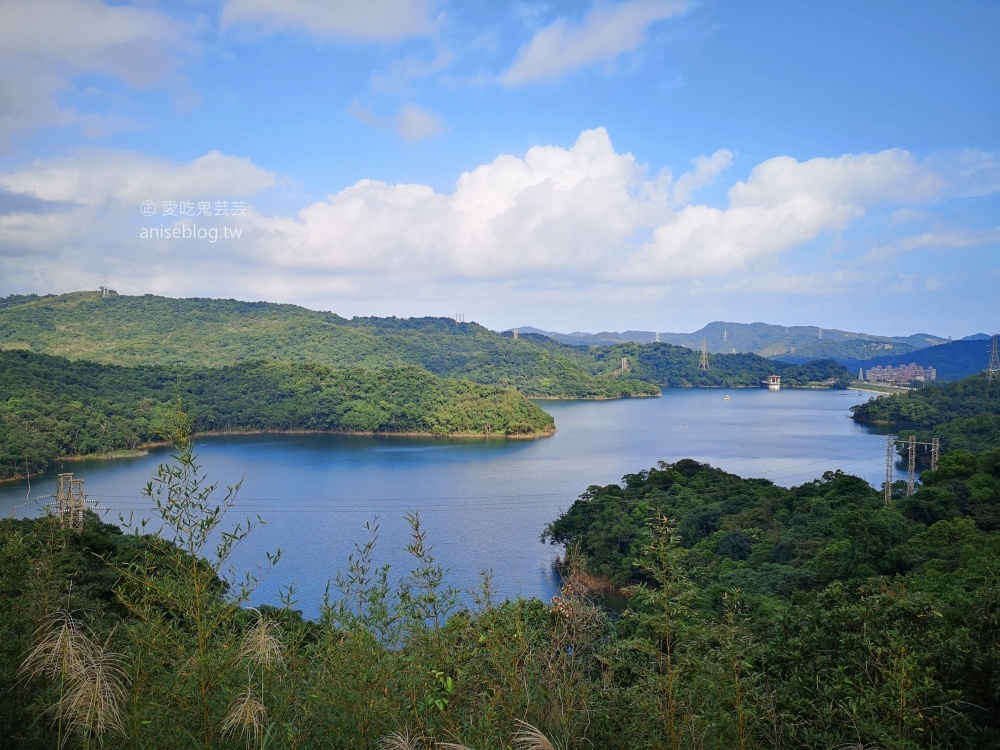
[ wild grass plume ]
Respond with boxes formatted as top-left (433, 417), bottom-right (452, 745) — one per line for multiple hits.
top-left (19, 610), bottom-right (128, 744)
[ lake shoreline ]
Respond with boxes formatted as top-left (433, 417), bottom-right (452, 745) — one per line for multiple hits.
top-left (0, 425), bottom-right (557, 484)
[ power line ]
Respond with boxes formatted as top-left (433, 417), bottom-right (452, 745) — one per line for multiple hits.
top-left (40, 452), bottom-right (891, 518)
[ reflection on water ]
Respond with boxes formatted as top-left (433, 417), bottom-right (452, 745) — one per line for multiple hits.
top-left (0, 388), bottom-right (885, 618)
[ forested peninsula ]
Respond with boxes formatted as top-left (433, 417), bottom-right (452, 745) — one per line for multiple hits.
top-left (0, 350), bottom-right (554, 480)
top-left (539, 374), bottom-right (1000, 745)
top-left (851, 373), bottom-right (1000, 456)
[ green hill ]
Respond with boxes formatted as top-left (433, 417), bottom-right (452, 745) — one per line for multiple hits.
top-left (578, 341), bottom-right (851, 387)
top-left (0, 350), bottom-right (555, 480)
top-left (0, 292), bottom-right (657, 399)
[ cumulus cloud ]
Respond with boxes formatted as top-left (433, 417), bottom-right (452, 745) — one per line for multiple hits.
top-left (623, 149), bottom-right (953, 281)
top-left (0, 149), bottom-right (276, 260)
top-left (0, 0), bottom-right (190, 144)
top-left (245, 128), bottom-right (664, 278)
top-left (4, 130), bottom-right (995, 325)
top-left (234, 133), bottom-right (977, 290)
top-left (221, 0), bottom-right (439, 41)
top-left (500, 0), bottom-right (689, 86)
top-left (727, 150), bottom-right (944, 209)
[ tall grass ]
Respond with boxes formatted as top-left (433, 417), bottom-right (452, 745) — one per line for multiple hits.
top-left (20, 610), bottom-right (128, 747)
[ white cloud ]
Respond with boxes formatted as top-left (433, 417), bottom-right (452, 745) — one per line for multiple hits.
top-left (863, 225), bottom-right (1000, 262)
top-left (925, 274), bottom-right (946, 292)
top-left (887, 275), bottom-right (918, 295)
top-left (221, 0), bottom-right (439, 41)
top-left (624, 149), bottom-right (954, 281)
top-left (348, 100), bottom-right (448, 142)
top-left (671, 149), bottom-right (733, 206)
top-left (0, 0), bottom-right (190, 144)
top-left (4, 131), bottom-right (995, 329)
top-left (394, 103), bottom-right (447, 142)
top-left (727, 150), bottom-right (943, 209)
top-left (238, 136), bottom-right (979, 290)
top-left (500, 0), bottom-right (688, 86)
top-left (347, 99), bottom-right (388, 129)
top-left (723, 271), bottom-right (870, 296)
top-left (901, 227), bottom-right (1000, 250)
top-left (244, 128), bottom-right (664, 277)
top-left (0, 149), bottom-right (276, 207)
top-left (928, 148), bottom-right (1000, 198)
top-left (0, 149), bottom-right (276, 260)
top-left (888, 208), bottom-right (927, 225)
top-left (369, 48), bottom-right (455, 94)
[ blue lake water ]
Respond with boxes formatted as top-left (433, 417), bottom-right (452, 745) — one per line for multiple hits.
top-left (0, 388), bottom-right (890, 619)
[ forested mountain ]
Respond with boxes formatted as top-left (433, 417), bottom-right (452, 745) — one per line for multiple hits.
top-left (0, 292), bottom-right (657, 399)
top-left (516, 320), bottom-right (948, 360)
top-left (0, 350), bottom-right (554, 480)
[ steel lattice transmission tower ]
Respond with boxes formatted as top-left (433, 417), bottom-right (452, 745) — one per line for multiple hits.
top-left (47, 473), bottom-right (94, 531)
top-left (987, 333), bottom-right (1000, 382)
top-left (884, 434), bottom-right (894, 504)
top-left (698, 339), bottom-right (710, 370)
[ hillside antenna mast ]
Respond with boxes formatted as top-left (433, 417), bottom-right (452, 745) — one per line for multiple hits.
top-left (101, 272), bottom-right (110, 298)
top-left (698, 339), bottom-right (710, 370)
top-left (654, 331), bottom-right (660, 343)
top-left (987, 333), bottom-right (1000, 382)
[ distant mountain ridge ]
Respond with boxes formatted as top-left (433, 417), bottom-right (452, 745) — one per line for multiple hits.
top-left (512, 323), bottom-right (991, 382)
top-left (512, 322), bottom-right (952, 357)
top-left (839, 338), bottom-right (996, 382)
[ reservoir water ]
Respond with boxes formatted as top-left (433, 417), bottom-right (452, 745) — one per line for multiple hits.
top-left (0, 388), bottom-right (888, 618)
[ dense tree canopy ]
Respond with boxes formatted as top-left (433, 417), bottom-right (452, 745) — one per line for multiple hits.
top-left (0, 292), bottom-right (657, 399)
top-left (851, 374), bottom-right (1000, 454)
top-left (0, 350), bottom-right (554, 480)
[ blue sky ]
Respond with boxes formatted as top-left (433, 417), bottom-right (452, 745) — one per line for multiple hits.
top-left (0, 0), bottom-right (997, 338)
